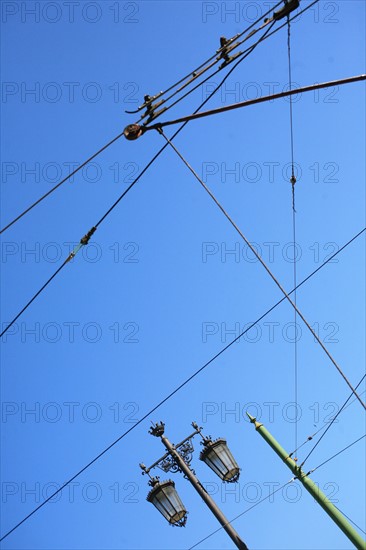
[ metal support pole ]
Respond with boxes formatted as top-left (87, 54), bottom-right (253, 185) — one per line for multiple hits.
top-left (139, 74), bottom-right (365, 131)
top-left (247, 413), bottom-right (366, 550)
top-left (159, 432), bottom-right (248, 550)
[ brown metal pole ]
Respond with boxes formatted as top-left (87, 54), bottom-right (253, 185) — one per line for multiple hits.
top-left (159, 431), bottom-right (249, 550)
top-left (143, 74), bottom-right (366, 131)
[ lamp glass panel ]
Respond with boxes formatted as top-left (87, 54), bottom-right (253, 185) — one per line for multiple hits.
top-left (151, 482), bottom-right (186, 524)
top-left (203, 440), bottom-right (240, 481)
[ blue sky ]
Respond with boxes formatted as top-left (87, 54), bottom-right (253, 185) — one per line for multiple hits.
top-left (1, 1), bottom-right (365, 549)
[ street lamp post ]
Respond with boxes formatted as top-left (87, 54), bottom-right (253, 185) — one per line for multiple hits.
top-left (247, 413), bottom-right (366, 550)
top-left (140, 421), bottom-right (248, 550)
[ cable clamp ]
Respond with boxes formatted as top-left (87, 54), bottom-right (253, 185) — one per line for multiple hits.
top-left (80, 226), bottom-right (97, 246)
top-left (273, 0), bottom-right (300, 21)
top-left (142, 94), bottom-right (167, 123)
top-left (216, 36), bottom-right (242, 69)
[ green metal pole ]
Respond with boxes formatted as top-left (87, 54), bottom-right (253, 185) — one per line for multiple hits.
top-left (247, 413), bottom-right (366, 550)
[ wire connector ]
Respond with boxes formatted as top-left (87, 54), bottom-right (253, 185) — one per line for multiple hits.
top-left (273, 0), bottom-right (300, 21)
top-left (80, 226), bottom-right (97, 246)
top-left (216, 36), bottom-right (242, 69)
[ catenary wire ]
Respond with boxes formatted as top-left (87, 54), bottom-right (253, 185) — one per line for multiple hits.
top-left (0, 10), bottom-right (281, 237)
top-left (157, 128), bottom-right (366, 410)
top-left (188, 479), bottom-right (295, 549)
top-left (93, 22), bottom-right (276, 229)
top-left (126, 0), bottom-right (284, 117)
top-left (0, 0), bottom-right (318, 237)
top-left (299, 374), bottom-right (366, 468)
top-left (286, 9), bottom-right (299, 453)
top-left (0, 227), bottom-right (363, 542)
top-left (1, 23), bottom-right (281, 334)
top-left (190, 435), bottom-right (366, 550)
top-left (289, 388), bottom-right (366, 459)
top-left (136, 18), bottom-right (277, 125)
top-left (135, 0), bottom-right (320, 125)
top-left (0, 130), bottom-right (126, 234)
top-left (309, 434), bottom-right (366, 474)
top-left (0, 259), bottom-right (69, 338)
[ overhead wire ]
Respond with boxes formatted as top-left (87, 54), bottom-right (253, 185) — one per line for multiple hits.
top-left (125, 0), bottom-right (284, 120)
top-left (188, 479), bottom-right (295, 549)
top-left (157, 128), bottom-right (366, 410)
top-left (299, 374), bottom-right (366, 468)
top-left (288, 388), bottom-right (366, 460)
top-left (134, 0), bottom-right (319, 126)
top-left (94, 19), bottom-right (276, 229)
top-left (1, 19), bottom-right (284, 338)
top-left (135, 18), bottom-right (277, 124)
top-left (0, 131), bottom-right (125, 235)
top-left (1, 0), bottom-right (364, 540)
top-left (309, 434), bottom-right (366, 474)
top-left (286, 8), bottom-right (299, 453)
top-left (1, 226), bottom-right (364, 542)
top-left (0, 0), bottom-right (318, 235)
top-left (189, 432), bottom-right (366, 549)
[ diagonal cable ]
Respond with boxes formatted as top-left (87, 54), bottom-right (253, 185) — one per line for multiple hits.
top-left (134, 0), bottom-right (319, 126)
top-left (300, 374), bottom-right (366, 468)
top-left (286, 8), bottom-right (299, 452)
top-left (0, 0), bottom-right (320, 236)
top-left (0, 132), bottom-right (125, 234)
top-left (309, 434), bottom-right (366, 474)
top-left (188, 478), bottom-right (294, 549)
top-left (1, 228), bottom-right (363, 542)
top-left (289, 389), bottom-right (366, 460)
top-left (126, 0), bottom-right (284, 119)
top-left (0, 5), bottom-right (282, 237)
top-left (1, 24), bottom-right (280, 332)
top-left (0, 232), bottom-right (95, 338)
top-left (157, 128), bottom-right (366, 410)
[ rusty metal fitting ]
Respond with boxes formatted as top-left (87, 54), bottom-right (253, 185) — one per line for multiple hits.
top-left (123, 124), bottom-right (144, 141)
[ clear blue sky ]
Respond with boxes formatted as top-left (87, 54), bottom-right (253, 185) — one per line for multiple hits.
top-left (1, 1), bottom-right (365, 549)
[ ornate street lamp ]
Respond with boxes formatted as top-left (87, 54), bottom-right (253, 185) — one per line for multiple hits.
top-left (199, 436), bottom-right (240, 482)
top-left (140, 422), bottom-right (248, 550)
top-left (141, 471), bottom-right (188, 527)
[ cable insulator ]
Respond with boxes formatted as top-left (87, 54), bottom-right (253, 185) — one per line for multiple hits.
top-left (123, 124), bottom-right (144, 141)
top-left (80, 226), bottom-right (97, 246)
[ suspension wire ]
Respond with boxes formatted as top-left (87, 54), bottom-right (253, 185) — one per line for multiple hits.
top-left (0, 131), bottom-right (125, 235)
top-left (134, 0), bottom-right (320, 126)
top-left (127, 0), bottom-right (284, 118)
top-left (1, 24), bottom-right (280, 333)
top-left (1, 229), bottom-right (363, 542)
top-left (0, 15), bottom-right (279, 238)
top-left (94, 22), bottom-right (276, 229)
top-left (157, 128), bottom-right (366, 410)
top-left (136, 17), bottom-right (277, 125)
top-left (0, 233), bottom-right (94, 338)
top-left (286, 10), bottom-right (299, 454)
top-left (299, 375), bottom-right (366, 468)
top-left (289, 388), bottom-right (366, 459)
top-left (188, 479), bottom-right (295, 549)
top-left (309, 434), bottom-right (366, 474)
